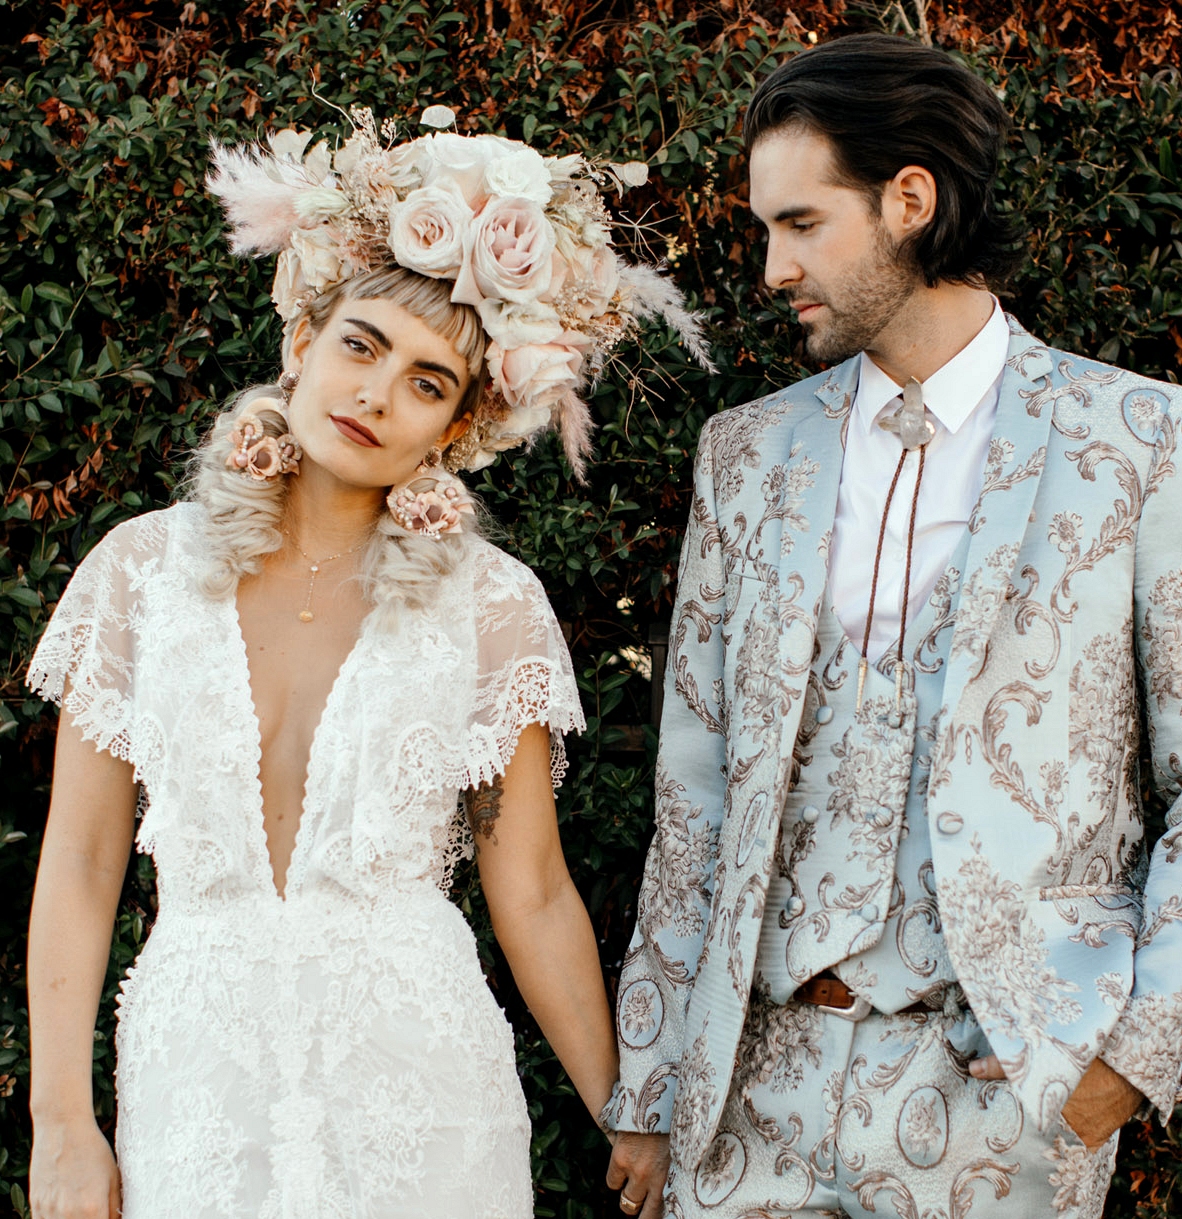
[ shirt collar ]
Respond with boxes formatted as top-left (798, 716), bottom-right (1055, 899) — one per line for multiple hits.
top-left (853, 299), bottom-right (1010, 437)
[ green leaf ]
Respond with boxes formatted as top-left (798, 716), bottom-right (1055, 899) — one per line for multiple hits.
top-left (34, 282), bottom-right (73, 306)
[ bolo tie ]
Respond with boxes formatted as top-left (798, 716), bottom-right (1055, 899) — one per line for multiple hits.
top-left (855, 376), bottom-right (936, 715)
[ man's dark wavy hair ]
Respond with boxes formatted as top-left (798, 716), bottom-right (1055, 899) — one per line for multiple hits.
top-left (743, 33), bottom-right (1027, 287)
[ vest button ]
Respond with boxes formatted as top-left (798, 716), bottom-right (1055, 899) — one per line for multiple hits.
top-left (936, 812), bottom-right (964, 836)
top-left (859, 903), bottom-right (880, 922)
top-left (786, 896), bottom-right (805, 918)
top-left (815, 704), bottom-right (834, 725)
top-left (801, 804), bottom-right (820, 824)
top-left (872, 806), bottom-right (894, 828)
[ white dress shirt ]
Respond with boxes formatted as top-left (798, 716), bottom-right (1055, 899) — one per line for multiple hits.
top-left (829, 300), bottom-right (1010, 660)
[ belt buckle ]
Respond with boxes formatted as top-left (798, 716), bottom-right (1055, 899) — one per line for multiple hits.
top-left (815, 993), bottom-right (873, 1022)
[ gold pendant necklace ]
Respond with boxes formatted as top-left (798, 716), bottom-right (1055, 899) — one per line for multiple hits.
top-left (289, 535), bottom-right (368, 623)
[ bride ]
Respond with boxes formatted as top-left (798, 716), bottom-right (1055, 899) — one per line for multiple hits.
top-left (25, 107), bottom-right (705, 1218)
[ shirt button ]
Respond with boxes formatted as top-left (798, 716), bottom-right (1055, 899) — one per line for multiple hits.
top-left (814, 705), bottom-right (834, 725)
top-left (936, 812), bottom-right (964, 836)
top-left (786, 896), bottom-right (805, 918)
top-left (872, 807), bottom-right (894, 828)
top-left (801, 805), bottom-right (820, 825)
top-left (859, 903), bottom-right (880, 922)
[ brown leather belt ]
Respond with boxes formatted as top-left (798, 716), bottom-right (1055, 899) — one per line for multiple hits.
top-left (795, 972), bottom-right (934, 1017)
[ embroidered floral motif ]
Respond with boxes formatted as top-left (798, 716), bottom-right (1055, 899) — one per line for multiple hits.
top-left (1142, 569), bottom-right (1182, 711)
top-left (950, 542), bottom-right (1021, 662)
top-left (622, 986), bottom-right (659, 1040)
top-left (942, 849), bottom-right (1083, 1047)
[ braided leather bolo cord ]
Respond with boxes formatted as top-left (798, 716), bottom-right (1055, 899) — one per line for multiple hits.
top-left (855, 443), bottom-right (928, 714)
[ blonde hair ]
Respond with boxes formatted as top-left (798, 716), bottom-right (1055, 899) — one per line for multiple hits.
top-left (188, 266), bottom-right (489, 620)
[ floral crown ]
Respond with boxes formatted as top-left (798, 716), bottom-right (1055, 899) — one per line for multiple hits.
top-left (207, 105), bottom-right (712, 477)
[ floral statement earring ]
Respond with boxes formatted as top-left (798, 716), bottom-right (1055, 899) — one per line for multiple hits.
top-left (224, 372), bottom-right (303, 481)
top-left (387, 448), bottom-right (474, 540)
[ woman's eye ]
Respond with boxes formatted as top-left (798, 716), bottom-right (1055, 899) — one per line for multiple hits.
top-left (343, 335), bottom-right (371, 355)
top-left (415, 378), bottom-right (445, 400)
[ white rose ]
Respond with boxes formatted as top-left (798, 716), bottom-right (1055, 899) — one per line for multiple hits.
top-left (468, 197), bottom-right (556, 304)
top-left (477, 298), bottom-right (564, 348)
top-left (271, 249), bottom-right (311, 321)
top-left (290, 226), bottom-right (345, 291)
top-left (487, 340), bottom-right (583, 424)
top-left (419, 132), bottom-right (516, 208)
top-left (384, 139), bottom-right (427, 193)
top-left (483, 145), bottom-right (553, 206)
top-left (388, 184), bottom-right (472, 279)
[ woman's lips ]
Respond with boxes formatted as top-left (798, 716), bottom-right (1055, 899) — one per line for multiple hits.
top-left (329, 415), bottom-right (380, 447)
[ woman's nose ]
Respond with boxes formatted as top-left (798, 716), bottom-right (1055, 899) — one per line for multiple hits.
top-left (356, 383), bottom-right (386, 417)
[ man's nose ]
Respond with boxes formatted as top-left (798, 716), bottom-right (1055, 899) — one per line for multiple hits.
top-left (763, 234), bottom-right (803, 291)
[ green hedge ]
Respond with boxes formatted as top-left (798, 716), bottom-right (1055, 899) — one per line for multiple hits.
top-left (1, 3), bottom-right (1179, 1216)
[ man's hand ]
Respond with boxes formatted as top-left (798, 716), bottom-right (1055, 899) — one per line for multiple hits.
top-left (969, 1055), bottom-right (1143, 1150)
top-left (606, 1132), bottom-right (670, 1218)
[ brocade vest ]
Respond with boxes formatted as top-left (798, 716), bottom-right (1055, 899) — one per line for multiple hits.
top-left (754, 530), bottom-right (972, 1013)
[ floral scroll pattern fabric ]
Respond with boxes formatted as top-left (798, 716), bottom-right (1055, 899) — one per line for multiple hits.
top-left (607, 320), bottom-right (1182, 1211)
top-left (662, 996), bottom-right (1116, 1218)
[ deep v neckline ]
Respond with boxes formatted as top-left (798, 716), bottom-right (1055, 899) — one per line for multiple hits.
top-left (228, 598), bottom-right (370, 901)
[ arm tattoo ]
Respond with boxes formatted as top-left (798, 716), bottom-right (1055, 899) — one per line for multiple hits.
top-left (465, 777), bottom-right (504, 850)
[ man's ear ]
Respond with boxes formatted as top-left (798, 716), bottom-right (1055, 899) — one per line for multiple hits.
top-left (881, 164), bottom-right (937, 243)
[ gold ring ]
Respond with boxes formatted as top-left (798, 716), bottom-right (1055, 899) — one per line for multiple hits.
top-left (620, 1194), bottom-right (642, 1216)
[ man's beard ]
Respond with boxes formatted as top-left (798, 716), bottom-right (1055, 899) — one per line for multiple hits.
top-left (792, 224), bottom-right (920, 363)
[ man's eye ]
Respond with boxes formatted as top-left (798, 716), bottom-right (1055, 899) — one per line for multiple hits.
top-left (792, 221), bottom-right (816, 232)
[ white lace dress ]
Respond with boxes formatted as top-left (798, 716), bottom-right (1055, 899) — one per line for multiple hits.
top-left (27, 502), bottom-right (584, 1219)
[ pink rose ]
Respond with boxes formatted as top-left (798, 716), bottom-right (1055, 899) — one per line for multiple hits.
top-left (387, 184), bottom-right (472, 279)
top-left (486, 339), bottom-right (584, 435)
top-left (465, 197), bottom-right (556, 305)
top-left (549, 242), bottom-right (620, 321)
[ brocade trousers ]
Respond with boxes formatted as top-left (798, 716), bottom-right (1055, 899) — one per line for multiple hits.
top-left (665, 991), bottom-right (1118, 1219)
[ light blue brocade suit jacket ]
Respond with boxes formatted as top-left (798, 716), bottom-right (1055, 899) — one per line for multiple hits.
top-left (607, 318), bottom-right (1182, 1170)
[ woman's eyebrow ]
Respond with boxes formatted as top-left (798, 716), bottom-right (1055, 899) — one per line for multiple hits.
top-left (343, 317), bottom-right (392, 350)
top-left (412, 360), bottom-right (461, 387)
top-left (343, 317), bottom-right (461, 386)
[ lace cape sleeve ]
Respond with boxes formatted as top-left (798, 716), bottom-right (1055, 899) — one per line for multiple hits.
top-left (25, 512), bottom-right (165, 771)
top-left (461, 544), bottom-right (585, 792)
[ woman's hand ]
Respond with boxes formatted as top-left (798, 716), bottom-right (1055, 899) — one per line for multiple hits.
top-left (30, 1117), bottom-right (121, 1219)
top-left (606, 1132), bottom-right (670, 1218)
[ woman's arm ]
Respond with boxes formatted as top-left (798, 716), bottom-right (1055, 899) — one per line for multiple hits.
top-left (468, 721), bottom-right (618, 1122)
top-left (27, 697), bottom-right (138, 1219)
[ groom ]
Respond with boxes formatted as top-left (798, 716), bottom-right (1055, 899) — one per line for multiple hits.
top-left (604, 32), bottom-right (1182, 1219)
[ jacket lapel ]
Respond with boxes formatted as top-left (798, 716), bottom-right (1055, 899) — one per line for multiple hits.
top-left (938, 317), bottom-right (1055, 724)
top-left (773, 359), bottom-right (856, 779)
top-left (679, 360), bottom-right (856, 1166)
